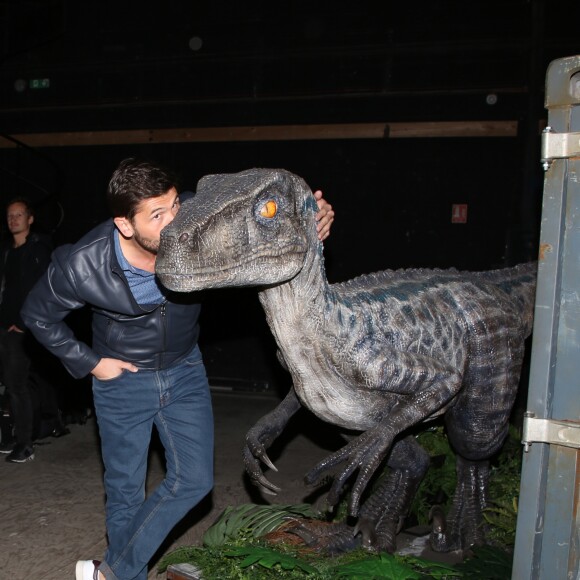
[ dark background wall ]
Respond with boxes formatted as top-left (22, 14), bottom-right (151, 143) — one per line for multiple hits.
top-left (0, 0), bottom-right (578, 392)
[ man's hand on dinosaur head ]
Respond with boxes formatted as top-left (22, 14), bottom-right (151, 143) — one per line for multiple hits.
top-left (314, 190), bottom-right (334, 241)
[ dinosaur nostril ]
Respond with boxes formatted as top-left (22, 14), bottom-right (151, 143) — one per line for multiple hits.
top-left (179, 232), bottom-right (189, 243)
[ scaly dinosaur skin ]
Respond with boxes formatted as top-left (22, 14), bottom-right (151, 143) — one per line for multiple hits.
top-left (156, 168), bottom-right (536, 554)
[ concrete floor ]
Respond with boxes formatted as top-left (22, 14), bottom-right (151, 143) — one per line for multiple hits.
top-left (0, 388), bottom-right (462, 580)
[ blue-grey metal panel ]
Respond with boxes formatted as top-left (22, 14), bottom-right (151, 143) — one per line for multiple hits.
top-left (512, 55), bottom-right (580, 580)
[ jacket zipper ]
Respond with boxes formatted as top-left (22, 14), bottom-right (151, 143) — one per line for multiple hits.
top-left (160, 302), bottom-right (167, 369)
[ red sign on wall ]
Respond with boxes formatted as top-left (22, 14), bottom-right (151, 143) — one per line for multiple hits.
top-left (451, 204), bottom-right (468, 223)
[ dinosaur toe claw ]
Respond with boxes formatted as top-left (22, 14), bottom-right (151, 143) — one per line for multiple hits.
top-left (429, 505), bottom-right (447, 534)
top-left (353, 517), bottom-right (377, 549)
top-left (255, 473), bottom-right (282, 494)
top-left (258, 449), bottom-right (278, 472)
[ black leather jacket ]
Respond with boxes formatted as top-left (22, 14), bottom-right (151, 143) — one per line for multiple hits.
top-left (21, 219), bottom-right (201, 379)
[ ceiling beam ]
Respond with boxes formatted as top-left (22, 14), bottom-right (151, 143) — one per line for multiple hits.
top-left (0, 120), bottom-right (518, 149)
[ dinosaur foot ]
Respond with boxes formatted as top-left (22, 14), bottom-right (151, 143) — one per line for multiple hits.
top-left (356, 465), bottom-right (426, 554)
top-left (354, 516), bottom-right (398, 553)
top-left (428, 505), bottom-right (460, 552)
top-left (275, 517), bottom-right (361, 554)
top-left (429, 506), bottom-right (488, 553)
top-left (429, 457), bottom-right (490, 552)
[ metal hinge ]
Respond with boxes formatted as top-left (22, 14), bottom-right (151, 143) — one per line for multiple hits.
top-left (522, 412), bottom-right (580, 452)
top-left (541, 126), bottom-right (580, 170)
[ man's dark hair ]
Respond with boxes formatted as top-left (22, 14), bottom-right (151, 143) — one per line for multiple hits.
top-left (106, 158), bottom-right (180, 220)
top-left (6, 197), bottom-right (34, 218)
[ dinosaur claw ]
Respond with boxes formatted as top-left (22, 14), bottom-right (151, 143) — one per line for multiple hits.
top-left (255, 473), bottom-right (282, 494)
top-left (353, 517), bottom-right (376, 548)
top-left (258, 449), bottom-right (278, 472)
top-left (429, 505), bottom-right (447, 534)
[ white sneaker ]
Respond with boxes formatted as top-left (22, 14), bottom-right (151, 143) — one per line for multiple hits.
top-left (75, 560), bottom-right (101, 580)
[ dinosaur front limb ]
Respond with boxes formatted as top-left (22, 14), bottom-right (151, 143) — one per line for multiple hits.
top-left (304, 362), bottom-right (461, 517)
top-left (304, 423), bottom-right (397, 515)
top-left (243, 387), bottom-right (302, 495)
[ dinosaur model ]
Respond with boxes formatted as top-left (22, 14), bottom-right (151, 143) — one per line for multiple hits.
top-left (156, 168), bottom-right (537, 554)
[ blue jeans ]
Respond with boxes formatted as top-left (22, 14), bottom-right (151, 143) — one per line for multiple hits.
top-left (93, 346), bottom-right (213, 580)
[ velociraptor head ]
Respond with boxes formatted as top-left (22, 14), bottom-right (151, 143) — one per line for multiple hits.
top-left (156, 168), bottom-right (316, 292)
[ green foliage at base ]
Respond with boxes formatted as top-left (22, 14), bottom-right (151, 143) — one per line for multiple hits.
top-left (159, 539), bottom-right (513, 579)
top-left (453, 545), bottom-right (513, 579)
top-left (158, 539), bottom-right (463, 579)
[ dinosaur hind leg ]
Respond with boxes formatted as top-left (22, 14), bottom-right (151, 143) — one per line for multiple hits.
top-left (356, 436), bottom-right (431, 553)
top-left (431, 334), bottom-right (525, 552)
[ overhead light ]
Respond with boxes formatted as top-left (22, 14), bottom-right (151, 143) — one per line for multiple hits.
top-left (189, 36), bottom-right (203, 51)
top-left (486, 93), bottom-right (498, 106)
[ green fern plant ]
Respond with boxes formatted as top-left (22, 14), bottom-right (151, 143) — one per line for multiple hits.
top-left (202, 503), bottom-right (319, 548)
top-left (225, 546), bottom-right (318, 574)
top-left (410, 426), bottom-right (457, 525)
top-left (483, 497), bottom-right (518, 547)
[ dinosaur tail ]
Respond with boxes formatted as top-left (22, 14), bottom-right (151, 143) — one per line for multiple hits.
top-left (474, 262), bottom-right (538, 337)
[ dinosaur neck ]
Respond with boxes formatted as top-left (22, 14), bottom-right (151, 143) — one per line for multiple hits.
top-left (257, 220), bottom-right (332, 349)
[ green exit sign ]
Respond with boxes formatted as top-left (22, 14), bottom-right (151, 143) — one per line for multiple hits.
top-left (29, 78), bottom-right (50, 89)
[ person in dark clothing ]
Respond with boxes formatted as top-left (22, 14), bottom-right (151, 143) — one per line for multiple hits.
top-left (21, 158), bottom-right (334, 580)
top-left (0, 197), bottom-right (53, 462)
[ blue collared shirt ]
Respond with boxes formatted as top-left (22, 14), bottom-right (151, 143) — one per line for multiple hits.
top-left (114, 230), bottom-right (165, 305)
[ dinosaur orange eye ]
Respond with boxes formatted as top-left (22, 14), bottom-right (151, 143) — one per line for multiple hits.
top-left (260, 200), bottom-right (278, 219)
